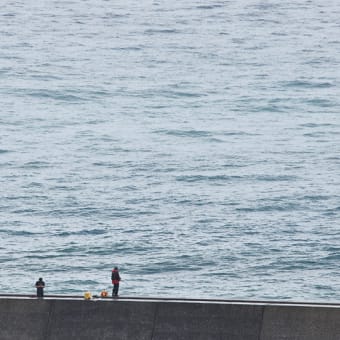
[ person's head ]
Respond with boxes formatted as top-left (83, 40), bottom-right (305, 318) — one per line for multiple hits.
top-left (114, 267), bottom-right (118, 270)
top-left (39, 278), bottom-right (43, 281)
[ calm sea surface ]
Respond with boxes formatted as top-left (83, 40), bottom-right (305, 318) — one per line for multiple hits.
top-left (1, 0), bottom-right (340, 301)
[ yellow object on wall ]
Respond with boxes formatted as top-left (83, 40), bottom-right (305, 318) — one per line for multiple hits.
top-left (84, 291), bottom-right (92, 300)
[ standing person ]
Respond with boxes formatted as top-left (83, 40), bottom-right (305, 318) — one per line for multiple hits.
top-left (111, 267), bottom-right (121, 297)
top-left (35, 278), bottom-right (45, 298)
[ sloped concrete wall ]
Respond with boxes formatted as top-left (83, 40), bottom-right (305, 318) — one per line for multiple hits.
top-left (260, 304), bottom-right (340, 340)
top-left (1, 297), bottom-right (340, 340)
top-left (152, 302), bottom-right (263, 340)
top-left (0, 298), bottom-right (51, 340)
top-left (47, 299), bottom-right (157, 340)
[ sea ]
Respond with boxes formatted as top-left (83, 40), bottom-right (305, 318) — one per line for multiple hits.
top-left (0, 0), bottom-right (340, 301)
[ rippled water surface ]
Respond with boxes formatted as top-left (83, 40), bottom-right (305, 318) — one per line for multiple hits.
top-left (1, 0), bottom-right (340, 301)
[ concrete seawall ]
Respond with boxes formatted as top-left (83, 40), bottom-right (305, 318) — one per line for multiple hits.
top-left (1, 296), bottom-right (340, 339)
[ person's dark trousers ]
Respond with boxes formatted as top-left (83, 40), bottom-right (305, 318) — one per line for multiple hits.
top-left (112, 284), bottom-right (119, 296)
top-left (37, 288), bottom-right (44, 297)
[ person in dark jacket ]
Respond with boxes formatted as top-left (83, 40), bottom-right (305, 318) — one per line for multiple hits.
top-left (35, 278), bottom-right (45, 297)
top-left (111, 267), bottom-right (121, 297)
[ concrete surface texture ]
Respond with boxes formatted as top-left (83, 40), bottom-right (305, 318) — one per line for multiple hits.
top-left (0, 297), bottom-right (340, 340)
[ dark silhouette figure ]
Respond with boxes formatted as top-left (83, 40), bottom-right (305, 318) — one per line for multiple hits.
top-left (35, 278), bottom-right (45, 297)
top-left (111, 267), bottom-right (121, 297)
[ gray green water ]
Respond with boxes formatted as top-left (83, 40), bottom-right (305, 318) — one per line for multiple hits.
top-left (1, 0), bottom-right (340, 300)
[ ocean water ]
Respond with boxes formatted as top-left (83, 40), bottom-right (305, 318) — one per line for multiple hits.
top-left (1, 0), bottom-right (340, 301)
